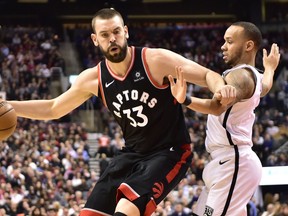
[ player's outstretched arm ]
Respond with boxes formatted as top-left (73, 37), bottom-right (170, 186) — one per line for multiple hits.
top-left (261, 43), bottom-right (281, 97)
top-left (169, 66), bottom-right (228, 115)
top-left (8, 67), bottom-right (97, 120)
top-left (146, 48), bottom-right (236, 106)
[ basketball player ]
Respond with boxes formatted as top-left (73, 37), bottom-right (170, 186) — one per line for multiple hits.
top-left (169, 22), bottom-right (281, 215)
top-left (8, 8), bottom-right (236, 216)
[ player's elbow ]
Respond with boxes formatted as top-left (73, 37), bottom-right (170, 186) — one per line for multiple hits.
top-left (50, 111), bottom-right (64, 120)
top-left (47, 100), bottom-right (65, 120)
top-left (260, 84), bottom-right (271, 97)
top-left (210, 105), bottom-right (227, 116)
top-left (210, 109), bottom-right (224, 116)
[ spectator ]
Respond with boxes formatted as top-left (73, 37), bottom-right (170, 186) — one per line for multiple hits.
top-left (30, 206), bottom-right (42, 216)
top-left (171, 202), bottom-right (190, 216)
top-left (47, 204), bottom-right (57, 216)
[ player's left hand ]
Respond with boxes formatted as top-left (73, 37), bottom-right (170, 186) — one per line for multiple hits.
top-left (263, 43), bottom-right (280, 72)
top-left (168, 66), bottom-right (187, 104)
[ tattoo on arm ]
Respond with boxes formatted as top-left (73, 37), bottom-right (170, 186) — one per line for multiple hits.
top-left (226, 69), bottom-right (256, 101)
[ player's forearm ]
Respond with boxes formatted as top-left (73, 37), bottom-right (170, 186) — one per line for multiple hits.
top-left (261, 43), bottom-right (280, 97)
top-left (179, 63), bottom-right (220, 88)
top-left (261, 68), bottom-right (275, 97)
top-left (186, 96), bottom-right (226, 116)
top-left (205, 70), bottom-right (225, 93)
top-left (8, 100), bottom-right (57, 120)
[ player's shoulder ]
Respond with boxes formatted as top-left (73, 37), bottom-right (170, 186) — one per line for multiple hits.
top-left (226, 68), bottom-right (256, 99)
top-left (228, 67), bottom-right (255, 81)
top-left (80, 65), bottom-right (99, 76)
top-left (73, 65), bottom-right (99, 85)
top-left (144, 47), bottom-right (178, 66)
top-left (70, 65), bottom-right (100, 94)
top-left (145, 47), bottom-right (172, 55)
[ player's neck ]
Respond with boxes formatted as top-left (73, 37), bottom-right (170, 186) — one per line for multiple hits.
top-left (234, 57), bottom-right (256, 68)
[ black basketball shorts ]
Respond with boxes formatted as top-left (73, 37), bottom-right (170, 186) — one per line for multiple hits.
top-left (80, 144), bottom-right (192, 216)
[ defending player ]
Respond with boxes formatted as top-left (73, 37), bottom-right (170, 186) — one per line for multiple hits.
top-left (169, 22), bottom-right (280, 215)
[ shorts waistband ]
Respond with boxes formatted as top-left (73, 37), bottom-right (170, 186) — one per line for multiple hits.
top-left (210, 145), bottom-right (251, 159)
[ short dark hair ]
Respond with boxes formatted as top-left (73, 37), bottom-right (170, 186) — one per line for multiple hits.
top-left (231, 21), bottom-right (262, 51)
top-left (91, 8), bottom-right (124, 33)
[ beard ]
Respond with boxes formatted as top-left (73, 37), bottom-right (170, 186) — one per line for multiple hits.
top-left (99, 41), bottom-right (128, 63)
top-left (225, 48), bottom-right (244, 67)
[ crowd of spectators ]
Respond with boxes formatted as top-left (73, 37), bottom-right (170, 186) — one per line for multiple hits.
top-left (0, 26), bottom-right (92, 215)
top-left (0, 23), bottom-right (287, 215)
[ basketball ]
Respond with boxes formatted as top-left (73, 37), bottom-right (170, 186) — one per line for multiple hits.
top-left (0, 100), bottom-right (17, 140)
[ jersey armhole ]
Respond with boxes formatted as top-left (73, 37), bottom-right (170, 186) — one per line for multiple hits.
top-left (142, 47), bottom-right (169, 89)
top-left (98, 63), bottom-right (108, 108)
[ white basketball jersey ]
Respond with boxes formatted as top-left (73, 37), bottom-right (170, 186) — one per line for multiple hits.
top-left (205, 64), bottom-right (263, 153)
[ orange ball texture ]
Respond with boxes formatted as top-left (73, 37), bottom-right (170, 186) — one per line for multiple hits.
top-left (0, 101), bottom-right (17, 140)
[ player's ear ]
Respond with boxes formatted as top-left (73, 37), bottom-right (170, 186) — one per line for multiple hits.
top-left (91, 33), bottom-right (99, 46)
top-left (124, 25), bottom-right (129, 39)
top-left (246, 40), bottom-right (254, 51)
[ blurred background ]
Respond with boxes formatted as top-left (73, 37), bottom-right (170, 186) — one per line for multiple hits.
top-left (0, 0), bottom-right (288, 215)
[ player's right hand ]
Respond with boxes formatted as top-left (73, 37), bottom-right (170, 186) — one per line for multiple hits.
top-left (215, 85), bottom-right (237, 106)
